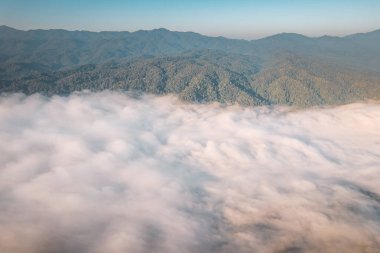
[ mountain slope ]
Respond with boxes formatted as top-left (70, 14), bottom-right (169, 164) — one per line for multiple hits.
top-left (0, 26), bottom-right (254, 69)
top-left (0, 26), bottom-right (379, 107)
top-left (2, 50), bottom-right (379, 107)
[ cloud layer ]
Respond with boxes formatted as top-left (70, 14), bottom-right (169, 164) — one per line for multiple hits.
top-left (0, 91), bottom-right (380, 253)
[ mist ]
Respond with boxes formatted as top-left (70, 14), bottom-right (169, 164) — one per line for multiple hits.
top-left (0, 91), bottom-right (379, 253)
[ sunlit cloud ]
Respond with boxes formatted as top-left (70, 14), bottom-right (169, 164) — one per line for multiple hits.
top-left (0, 91), bottom-right (379, 253)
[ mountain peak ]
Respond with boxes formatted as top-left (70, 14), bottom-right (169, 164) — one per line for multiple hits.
top-left (344, 28), bottom-right (380, 42)
top-left (152, 28), bottom-right (171, 32)
top-left (0, 25), bottom-right (19, 31)
top-left (266, 32), bottom-right (309, 40)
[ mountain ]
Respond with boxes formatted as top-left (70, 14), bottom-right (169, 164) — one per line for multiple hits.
top-left (1, 26), bottom-right (379, 107)
top-left (0, 26), bottom-right (253, 69)
top-left (254, 32), bottom-right (380, 72)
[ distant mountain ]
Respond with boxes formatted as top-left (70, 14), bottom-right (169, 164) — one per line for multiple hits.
top-left (344, 29), bottom-right (380, 53)
top-left (345, 29), bottom-right (380, 42)
top-left (1, 26), bottom-right (379, 106)
top-left (254, 31), bottom-right (380, 72)
top-left (0, 26), bottom-right (253, 69)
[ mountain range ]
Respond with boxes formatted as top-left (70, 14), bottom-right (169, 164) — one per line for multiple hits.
top-left (1, 25), bottom-right (379, 106)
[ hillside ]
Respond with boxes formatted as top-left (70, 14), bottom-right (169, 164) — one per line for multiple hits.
top-left (1, 26), bottom-right (379, 106)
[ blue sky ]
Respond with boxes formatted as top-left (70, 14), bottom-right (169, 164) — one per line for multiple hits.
top-left (1, 0), bottom-right (379, 39)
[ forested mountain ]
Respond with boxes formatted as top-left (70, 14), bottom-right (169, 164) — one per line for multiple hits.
top-left (1, 25), bottom-right (379, 106)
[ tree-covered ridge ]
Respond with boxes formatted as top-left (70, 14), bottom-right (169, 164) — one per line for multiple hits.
top-left (1, 26), bottom-right (379, 107)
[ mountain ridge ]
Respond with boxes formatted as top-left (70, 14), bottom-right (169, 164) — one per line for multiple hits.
top-left (2, 25), bottom-right (379, 40)
top-left (1, 25), bottom-right (379, 107)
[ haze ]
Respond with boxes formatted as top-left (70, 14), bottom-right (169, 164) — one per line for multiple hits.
top-left (1, 0), bottom-right (380, 39)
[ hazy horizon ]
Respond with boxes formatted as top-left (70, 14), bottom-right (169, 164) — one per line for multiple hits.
top-left (2, 23), bottom-right (380, 40)
top-left (1, 0), bottom-right (379, 39)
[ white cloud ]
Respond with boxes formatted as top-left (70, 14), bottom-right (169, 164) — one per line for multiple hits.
top-left (0, 91), bottom-right (379, 253)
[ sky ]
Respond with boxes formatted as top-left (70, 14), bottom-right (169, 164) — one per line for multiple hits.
top-left (0, 0), bottom-right (379, 39)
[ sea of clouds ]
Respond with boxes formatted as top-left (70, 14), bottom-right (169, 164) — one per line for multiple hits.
top-left (0, 91), bottom-right (379, 253)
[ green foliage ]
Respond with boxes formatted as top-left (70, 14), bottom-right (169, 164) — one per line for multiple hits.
top-left (1, 26), bottom-right (379, 107)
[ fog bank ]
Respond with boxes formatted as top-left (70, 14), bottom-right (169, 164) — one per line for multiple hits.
top-left (0, 92), bottom-right (379, 253)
